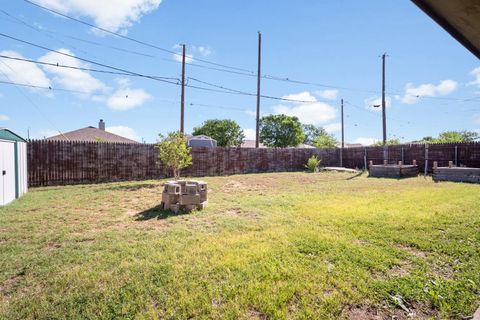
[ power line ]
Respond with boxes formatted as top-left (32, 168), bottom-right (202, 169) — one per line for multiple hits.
top-left (0, 54), bottom-right (179, 81)
top-left (0, 33), bottom-right (180, 85)
top-left (17, 2), bottom-right (414, 97)
top-left (0, 60), bottom-right (68, 139)
top-left (24, 0), bottom-right (254, 74)
top-left (0, 79), bottom-right (91, 94)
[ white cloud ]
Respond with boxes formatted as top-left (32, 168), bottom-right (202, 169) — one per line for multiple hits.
top-left (37, 0), bottom-right (162, 33)
top-left (245, 109), bottom-right (256, 117)
top-left (172, 44), bottom-right (212, 63)
top-left (324, 122), bottom-right (341, 133)
top-left (106, 126), bottom-right (140, 141)
top-left (272, 91), bottom-right (337, 125)
top-left (0, 50), bottom-right (51, 89)
top-left (39, 129), bottom-right (60, 139)
top-left (38, 49), bottom-right (107, 95)
top-left (401, 80), bottom-right (457, 104)
top-left (364, 95), bottom-right (392, 112)
top-left (106, 78), bottom-right (151, 110)
top-left (0, 115), bottom-right (9, 121)
top-left (474, 114), bottom-right (480, 125)
top-left (315, 89), bottom-right (338, 100)
top-left (353, 137), bottom-right (376, 146)
top-left (468, 67), bottom-right (480, 88)
top-left (243, 128), bottom-right (256, 140)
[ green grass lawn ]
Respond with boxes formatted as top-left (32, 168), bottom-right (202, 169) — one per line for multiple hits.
top-left (0, 172), bottom-right (479, 319)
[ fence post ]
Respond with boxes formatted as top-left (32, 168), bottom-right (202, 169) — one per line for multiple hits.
top-left (424, 144), bottom-right (429, 177)
top-left (401, 147), bottom-right (404, 163)
top-left (454, 145), bottom-right (458, 167)
top-left (364, 148), bottom-right (367, 170)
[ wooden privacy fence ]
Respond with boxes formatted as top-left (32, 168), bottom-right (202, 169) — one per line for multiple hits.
top-left (27, 140), bottom-right (480, 187)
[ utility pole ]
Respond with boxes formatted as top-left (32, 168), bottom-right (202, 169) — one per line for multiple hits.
top-left (381, 53), bottom-right (387, 145)
top-left (340, 98), bottom-right (344, 167)
top-left (180, 44), bottom-right (186, 134)
top-left (255, 32), bottom-right (262, 148)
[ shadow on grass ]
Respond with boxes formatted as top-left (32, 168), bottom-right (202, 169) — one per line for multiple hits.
top-left (106, 183), bottom-right (161, 192)
top-left (135, 205), bottom-right (188, 221)
top-left (346, 171), bottom-right (365, 180)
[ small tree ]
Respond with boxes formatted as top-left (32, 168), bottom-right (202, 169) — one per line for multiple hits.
top-left (192, 119), bottom-right (245, 147)
top-left (259, 114), bottom-right (305, 148)
top-left (305, 155), bottom-right (321, 172)
top-left (313, 128), bottom-right (338, 148)
top-left (374, 139), bottom-right (401, 146)
top-left (157, 131), bottom-right (192, 179)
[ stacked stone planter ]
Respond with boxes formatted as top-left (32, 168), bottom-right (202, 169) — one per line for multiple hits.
top-left (161, 180), bottom-right (208, 213)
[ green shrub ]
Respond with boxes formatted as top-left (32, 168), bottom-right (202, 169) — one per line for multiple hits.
top-left (305, 155), bottom-right (321, 172)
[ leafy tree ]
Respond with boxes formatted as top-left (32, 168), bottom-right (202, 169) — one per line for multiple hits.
top-left (313, 129), bottom-right (338, 148)
top-left (373, 139), bottom-right (401, 146)
top-left (432, 130), bottom-right (479, 143)
top-left (157, 131), bottom-right (192, 179)
top-left (259, 114), bottom-right (305, 148)
top-left (192, 119), bottom-right (245, 147)
top-left (302, 124), bottom-right (323, 145)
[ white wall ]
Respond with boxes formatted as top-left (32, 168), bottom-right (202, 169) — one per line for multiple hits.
top-left (17, 142), bottom-right (28, 197)
top-left (0, 140), bottom-right (16, 206)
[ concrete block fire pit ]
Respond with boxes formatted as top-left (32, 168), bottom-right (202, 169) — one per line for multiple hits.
top-left (160, 180), bottom-right (208, 213)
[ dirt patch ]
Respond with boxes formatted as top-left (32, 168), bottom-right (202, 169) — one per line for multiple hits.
top-left (247, 307), bottom-right (268, 319)
top-left (343, 303), bottom-right (438, 320)
top-left (395, 244), bottom-right (428, 258)
top-left (0, 270), bottom-right (26, 296)
top-left (42, 242), bottom-right (62, 252)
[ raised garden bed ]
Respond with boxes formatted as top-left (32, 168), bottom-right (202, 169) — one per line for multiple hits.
top-left (368, 161), bottom-right (419, 179)
top-left (433, 167), bottom-right (480, 183)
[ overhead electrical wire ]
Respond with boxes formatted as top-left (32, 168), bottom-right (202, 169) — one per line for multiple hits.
top-left (22, 0), bottom-right (395, 96)
top-left (24, 0), bottom-right (254, 74)
top-left (0, 60), bottom-right (68, 139)
top-left (0, 79), bottom-right (91, 94)
top-left (0, 54), bottom-right (180, 81)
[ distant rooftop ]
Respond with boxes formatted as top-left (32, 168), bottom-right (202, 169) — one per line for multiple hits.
top-left (45, 120), bottom-right (138, 143)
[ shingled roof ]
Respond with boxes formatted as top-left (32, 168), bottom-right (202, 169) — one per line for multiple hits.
top-left (46, 120), bottom-right (139, 143)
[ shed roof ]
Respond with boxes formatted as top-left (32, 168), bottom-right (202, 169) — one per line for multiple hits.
top-left (0, 128), bottom-right (27, 142)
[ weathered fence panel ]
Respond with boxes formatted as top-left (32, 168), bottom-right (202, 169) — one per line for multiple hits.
top-left (27, 140), bottom-right (480, 187)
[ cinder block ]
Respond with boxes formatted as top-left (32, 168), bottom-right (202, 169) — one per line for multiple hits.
top-left (197, 201), bottom-right (208, 210)
top-left (179, 194), bottom-right (200, 205)
top-left (165, 183), bottom-right (181, 195)
top-left (185, 184), bottom-right (198, 195)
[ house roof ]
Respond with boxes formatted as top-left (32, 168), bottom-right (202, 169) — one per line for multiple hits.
top-left (412, 0), bottom-right (480, 59)
top-left (46, 126), bottom-right (139, 143)
top-left (0, 128), bottom-right (27, 142)
top-left (240, 140), bottom-right (266, 148)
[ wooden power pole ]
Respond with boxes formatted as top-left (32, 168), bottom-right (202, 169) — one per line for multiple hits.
top-left (340, 98), bottom-right (344, 167)
top-left (381, 53), bottom-right (387, 145)
top-left (255, 32), bottom-right (262, 148)
top-left (180, 44), bottom-right (186, 134)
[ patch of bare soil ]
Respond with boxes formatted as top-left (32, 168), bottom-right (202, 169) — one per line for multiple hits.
top-left (395, 244), bottom-right (428, 258)
top-left (222, 180), bottom-right (266, 194)
top-left (225, 207), bottom-right (261, 219)
top-left (0, 270), bottom-right (26, 296)
top-left (247, 307), bottom-right (268, 320)
top-left (343, 303), bottom-right (438, 320)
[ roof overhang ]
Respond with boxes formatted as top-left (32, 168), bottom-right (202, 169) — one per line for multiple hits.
top-left (412, 0), bottom-right (480, 59)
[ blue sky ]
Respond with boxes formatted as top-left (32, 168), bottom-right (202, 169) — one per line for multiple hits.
top-left (0, 0), bottom-right (479, 144)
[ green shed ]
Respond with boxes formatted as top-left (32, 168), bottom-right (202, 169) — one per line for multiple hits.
top-left (0, 128), bottom-right (27, 206)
